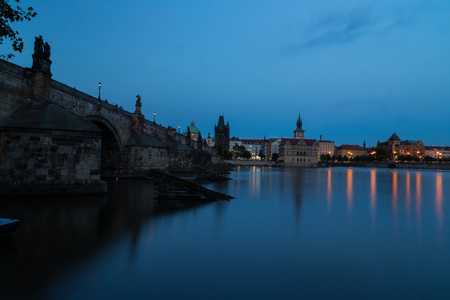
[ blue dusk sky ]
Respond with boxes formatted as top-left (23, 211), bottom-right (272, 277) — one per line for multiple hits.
top-left (2, 0), bottom-right (450, 146)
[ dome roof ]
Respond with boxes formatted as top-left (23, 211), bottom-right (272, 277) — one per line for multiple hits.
top-left (185, 121), bottom-right (200, 134)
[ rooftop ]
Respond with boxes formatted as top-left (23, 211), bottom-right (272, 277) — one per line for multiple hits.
top-left (388, 133), bottom-right (401, 141)
top-left (281, 138), bottom-right (317, 146)
top-left (336, 144), bottom-right (367, 151)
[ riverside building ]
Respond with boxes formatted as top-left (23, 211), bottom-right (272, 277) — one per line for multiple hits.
top-left (279, 115), bottom-right (319, 167)
top-left (377, 133), bottom-right (425, 160)
top-left (318, 136), bottom-right (335, 157)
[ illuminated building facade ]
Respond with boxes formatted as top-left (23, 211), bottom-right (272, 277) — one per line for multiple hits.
top-left (377, 133), bottom-right (425, 160)
top-left (279, 114), bottom-right (319, 167)
top-left (334, 145), bottom-right (368, 159)
top-left (318, 137), bottom-right (335, 157)
top-left (230, 137), bottom-right (264, 160)
top-left (425, 146), bottom-right (450, 160)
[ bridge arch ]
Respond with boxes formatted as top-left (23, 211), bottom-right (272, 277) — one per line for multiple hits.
top-left (85, 115), bottom-right (124, 174)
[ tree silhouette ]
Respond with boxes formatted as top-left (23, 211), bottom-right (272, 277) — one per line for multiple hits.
top-left (1, 0), bottom-right (37, 59)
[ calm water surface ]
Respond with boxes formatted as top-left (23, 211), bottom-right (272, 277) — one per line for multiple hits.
top-left (1, 167), bottom-right (450, 299)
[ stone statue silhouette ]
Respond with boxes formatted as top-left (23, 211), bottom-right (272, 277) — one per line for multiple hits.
top-left (34, 36), bottom-right (44, 56)
top-left (136, 95), bottom-right (141, 106)
top-left (44, 42), bottom-right (51, 59)
top-left (135, 95), bottom-right (142, 114)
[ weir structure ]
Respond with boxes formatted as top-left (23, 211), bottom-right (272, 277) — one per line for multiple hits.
top-left (0, 37), bottom-right (219, 195)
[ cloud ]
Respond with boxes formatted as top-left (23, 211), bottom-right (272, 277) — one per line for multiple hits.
top-left (306, 7), bottom-right (374, 47)
top-left (281, 5), bottom-right (415, 55)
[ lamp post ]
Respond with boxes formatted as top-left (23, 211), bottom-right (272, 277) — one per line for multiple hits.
top-left (178, 126), bottom-right (180, 134)
top-left (153, 112), bottom-right (156, 123)
top-left (98, 82), bottom-right (102, 100)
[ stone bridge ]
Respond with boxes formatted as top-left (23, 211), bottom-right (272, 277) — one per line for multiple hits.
top-left (0, 37), bottom-right (218, 194)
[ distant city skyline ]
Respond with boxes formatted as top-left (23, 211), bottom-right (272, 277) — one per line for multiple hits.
top-left (2, 0), bottom-right (449, 146)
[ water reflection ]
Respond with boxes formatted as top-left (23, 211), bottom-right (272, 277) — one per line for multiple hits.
top-left (293, 169), bottom-right (304, 223)
top-left (0, 194), bottom-right (107, 300)
top-left (370, 169), bottom-right (376, 221)
top-left (416, 172), bottom-right (422, 227)
top-left (327, 168), bottom-right (332, 212)
top-left (436, 172), bottom-right (443, 230)
top-left (406, 172), bottom-right (411, 214)
top-left (251, 166), bottom-right (262, 198)
top-left (392, 171), bottom-right (398, 216)
top-left (346, 169), bottom-right (353, 211)
top-left (0, 178), bottom-right (213, 300)
top-left (1, 168), bottom-right (450, 300)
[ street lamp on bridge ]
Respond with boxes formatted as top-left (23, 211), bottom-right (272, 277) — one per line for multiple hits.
top-left (98, 82), bottom-right (102, 100)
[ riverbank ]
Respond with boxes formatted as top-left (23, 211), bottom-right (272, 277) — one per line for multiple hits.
top-left (225, 160), bottom-right (450, 171)
top-left (330, 161), bottom-right (450, 170)
top-left (226, 160), bottom-right (274, 166)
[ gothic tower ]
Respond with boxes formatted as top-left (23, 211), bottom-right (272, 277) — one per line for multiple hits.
top-left (294, 113), bottom-right (305, 139)
top-left (214, 115), bottom-right (230, 153)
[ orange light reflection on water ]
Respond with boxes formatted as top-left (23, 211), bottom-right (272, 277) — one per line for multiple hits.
top-left (436, 173), bottom-right (443, 230)
top-left (416, 173), bottom-right (422, 227)
top-left (327, 168), bottom-right (332, 212)
top-left (406, 172), bottom-right (411, 213)
top-left (370, 170), bottom-right (376, 220)
top-left (347, 169), bottom-right (353, 211)
top-left (392, 171), bottom-right (398, 215)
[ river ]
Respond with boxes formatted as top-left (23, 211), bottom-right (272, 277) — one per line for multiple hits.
top-left (1, 167), bottom-right (449, 299)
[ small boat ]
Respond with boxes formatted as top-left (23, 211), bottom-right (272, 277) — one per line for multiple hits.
top-left (0, 218), bottom-right (21, 238)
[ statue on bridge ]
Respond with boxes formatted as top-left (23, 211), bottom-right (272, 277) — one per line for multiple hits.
top-left (33, 36), bottom-right (51, 59)
top-left (44, 42), bottom-right (51, 60)
top-left (32, 35), bottom-right (52, 75)
top-left (30, 36), bottom-right (52, 100)
top-left (135, 95), bottom-right (142, 114)
top-left (34, 36), bottom-right (44, 57)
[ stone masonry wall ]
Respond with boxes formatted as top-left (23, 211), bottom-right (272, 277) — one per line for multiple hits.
top-left (167, 149), bottom-right (212, 170)
top-left (0, 60), bottom-right (28, 121)
top-left (0, 127), bottom-right (106, 194)
top-left (126, 146), bottom-right (168, 172)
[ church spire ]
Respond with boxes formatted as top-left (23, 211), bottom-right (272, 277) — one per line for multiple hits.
top-left (296, 113), bottom-right (302, 131)
top-left (294, 113), bottom-right (305, 139)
